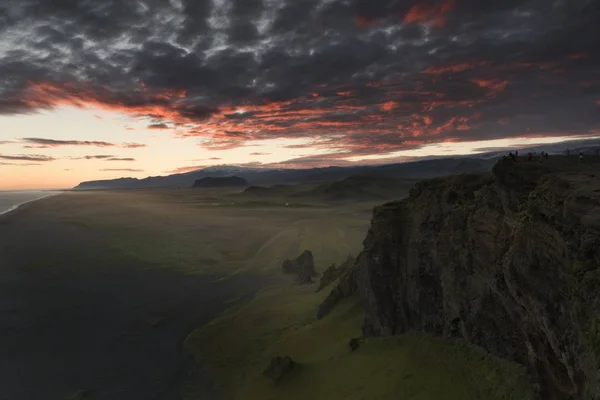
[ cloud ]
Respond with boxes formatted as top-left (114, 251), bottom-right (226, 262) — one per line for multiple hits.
top-left (0, 0), bottom-right (599, 166)
top-left (21, 138), bottom-right (114, 147)
top-left (0, 154), bottom-right (55, 162)
top-left (403, 0), bottom-right (457, 28)
top-left (100, 168), bottom-right (143, 172)
top-left (0, 162), bottom-right (41, 166)
top-left (106, 157), bottom-right (136, 162)
top-left (20, 138), bottom-right (147, 149)
top-left (81, 155), bottom-right (114, 160)
top-left (250, 152), bottom-right (270, 156)
top-left (0, 141), bottom-right (15, 145)
top-left (121, 143), bottom-right (147, 148)
top-left (169, 165), bottom-right (206, 174)
top-left (147, 123), bottom-right (170, 130)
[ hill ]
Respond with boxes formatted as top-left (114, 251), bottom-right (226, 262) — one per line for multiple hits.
top-left (192, 176), bottom-right (248, 188)
top-left (296, 174), bottom-right (417, 201)
top-left (73, 157), bottom-right (496, 190)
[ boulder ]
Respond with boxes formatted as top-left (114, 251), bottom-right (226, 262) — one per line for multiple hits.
top-left (349, 337), bottom-right (361, 352)
top-left (281, 250), bottom-right (317, 285)
top-left (263, 356), bottom-right (295, 383)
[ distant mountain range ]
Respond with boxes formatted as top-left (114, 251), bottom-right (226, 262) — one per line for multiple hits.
top-left (72, 138), bottom-right (600, 190)
top-left (74, 157), bottom-right (497, 190)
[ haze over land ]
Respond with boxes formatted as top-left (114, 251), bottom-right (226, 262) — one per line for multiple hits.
top-left (1, 0), bottom-right (599, 189)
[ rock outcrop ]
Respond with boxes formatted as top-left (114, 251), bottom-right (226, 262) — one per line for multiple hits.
top-left (263, 356), bottom-right (295, 383)
top-left (316, 255), bottom-right (356, 292)
top-left (350, 159), bottom-right (600, 399)
top-left (282, 250), bottom-right (317, 284)
top-left (317, 261), bottom-right (359, 319)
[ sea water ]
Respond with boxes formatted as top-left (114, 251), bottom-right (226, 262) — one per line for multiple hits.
top-left (0, 191), bottom-right (59, 216)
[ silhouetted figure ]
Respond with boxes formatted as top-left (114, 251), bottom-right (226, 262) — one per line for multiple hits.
top-left (579, 151), bottom-right (583, 163)
top-left (545, 152), bottom-right (549, 160)
top-left (509, 152), bottom-right (516, 161)
top-left (515, 150), bottom-right (519, 157)
top-left (528, 153), bottom-right (532, 162)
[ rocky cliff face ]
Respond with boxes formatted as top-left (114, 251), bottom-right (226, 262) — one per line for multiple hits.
top-left (356, 160), bottom-right (600, 399)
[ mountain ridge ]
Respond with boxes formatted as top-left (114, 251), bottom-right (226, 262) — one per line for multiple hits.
top-left (74, 157), bottom-right (496, 189)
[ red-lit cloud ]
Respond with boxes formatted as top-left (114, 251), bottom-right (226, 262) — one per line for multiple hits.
top-left (404, 0), bottom-right (456, 28)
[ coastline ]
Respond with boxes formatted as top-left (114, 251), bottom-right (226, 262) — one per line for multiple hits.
top-left (0, 192), bottom-right (62, 218)
top-left (0, 191), bottom-right (267, 400)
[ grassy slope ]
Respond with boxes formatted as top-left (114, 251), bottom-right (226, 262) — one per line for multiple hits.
top-left (185, 286), bottom-right (533, 400)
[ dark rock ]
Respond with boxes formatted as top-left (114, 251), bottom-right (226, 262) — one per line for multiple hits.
top-left (263, 356), bottom-right (295, 383)
top-left (317, 255), bottom-right (356, 292)
top-left (282, 250), bottom-right (317, 285)
top-left (357, 161), bottom-right (600, 399)
top-left (192, 176), bottom-right (248, 188)
top-left (349, 337), bottom-right (361, 352)
top-left (317, 263), bottom-right (338, 290)
top-left (317, 260), bottom-right (359, 319)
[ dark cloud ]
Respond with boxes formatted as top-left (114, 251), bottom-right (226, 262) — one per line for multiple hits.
top-left (121, 143), bottom-right (147, 149)
top-left (21, 138), bottom-right (146, 149)
top-left (81, 155), bottom-right (114, 159)
top-left (250, 152), bottom-right (270, 156)
top-left (1, 0), bottom-right (599, 163)
top-left (147, 123), bottom-right (170, 130)
top-left (0, 154), bottom-right (55, 162)
top-left (106, 157), bottom-right (135, 162)
top-left (21, 138), bottom-right (115, 147)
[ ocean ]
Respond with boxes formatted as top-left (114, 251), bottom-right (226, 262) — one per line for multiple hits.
top-left (0, 191), bottom-right (59, 216)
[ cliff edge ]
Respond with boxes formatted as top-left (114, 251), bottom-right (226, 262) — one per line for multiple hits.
top-left (345, 158), bottom-right (600, 399)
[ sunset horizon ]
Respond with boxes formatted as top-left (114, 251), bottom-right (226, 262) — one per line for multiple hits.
top-left (1, 0), bottom-right (599, 190)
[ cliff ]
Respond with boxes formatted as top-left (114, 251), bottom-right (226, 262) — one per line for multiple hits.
top-left (192, 176), bottom-right (248, 188)
top-left (337, 158), bottom-right (600, 399)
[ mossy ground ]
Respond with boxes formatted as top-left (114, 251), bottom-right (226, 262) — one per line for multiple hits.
top-left (185, 284), bottom-right (533, 400)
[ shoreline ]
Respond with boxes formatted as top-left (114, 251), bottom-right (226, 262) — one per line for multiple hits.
top-left (0, 192), bottom-right (269, 400)
top-left (0, 192), bottom-right (62, 218)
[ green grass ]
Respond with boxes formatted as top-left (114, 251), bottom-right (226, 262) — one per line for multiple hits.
top-left (51, 190), bottom-right (368, 277)
top-left (184, 286), bottom-right (533, 400)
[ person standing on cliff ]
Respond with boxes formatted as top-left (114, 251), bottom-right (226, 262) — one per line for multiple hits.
top-left (579, 151), bottom-right (584, 163)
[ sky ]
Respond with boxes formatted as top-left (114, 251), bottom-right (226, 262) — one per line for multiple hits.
top-left (0, 0), bottom-right (599, 190)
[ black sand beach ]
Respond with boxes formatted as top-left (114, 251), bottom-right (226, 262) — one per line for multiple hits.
top-left (0, 195), bottom-right (266, 400)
